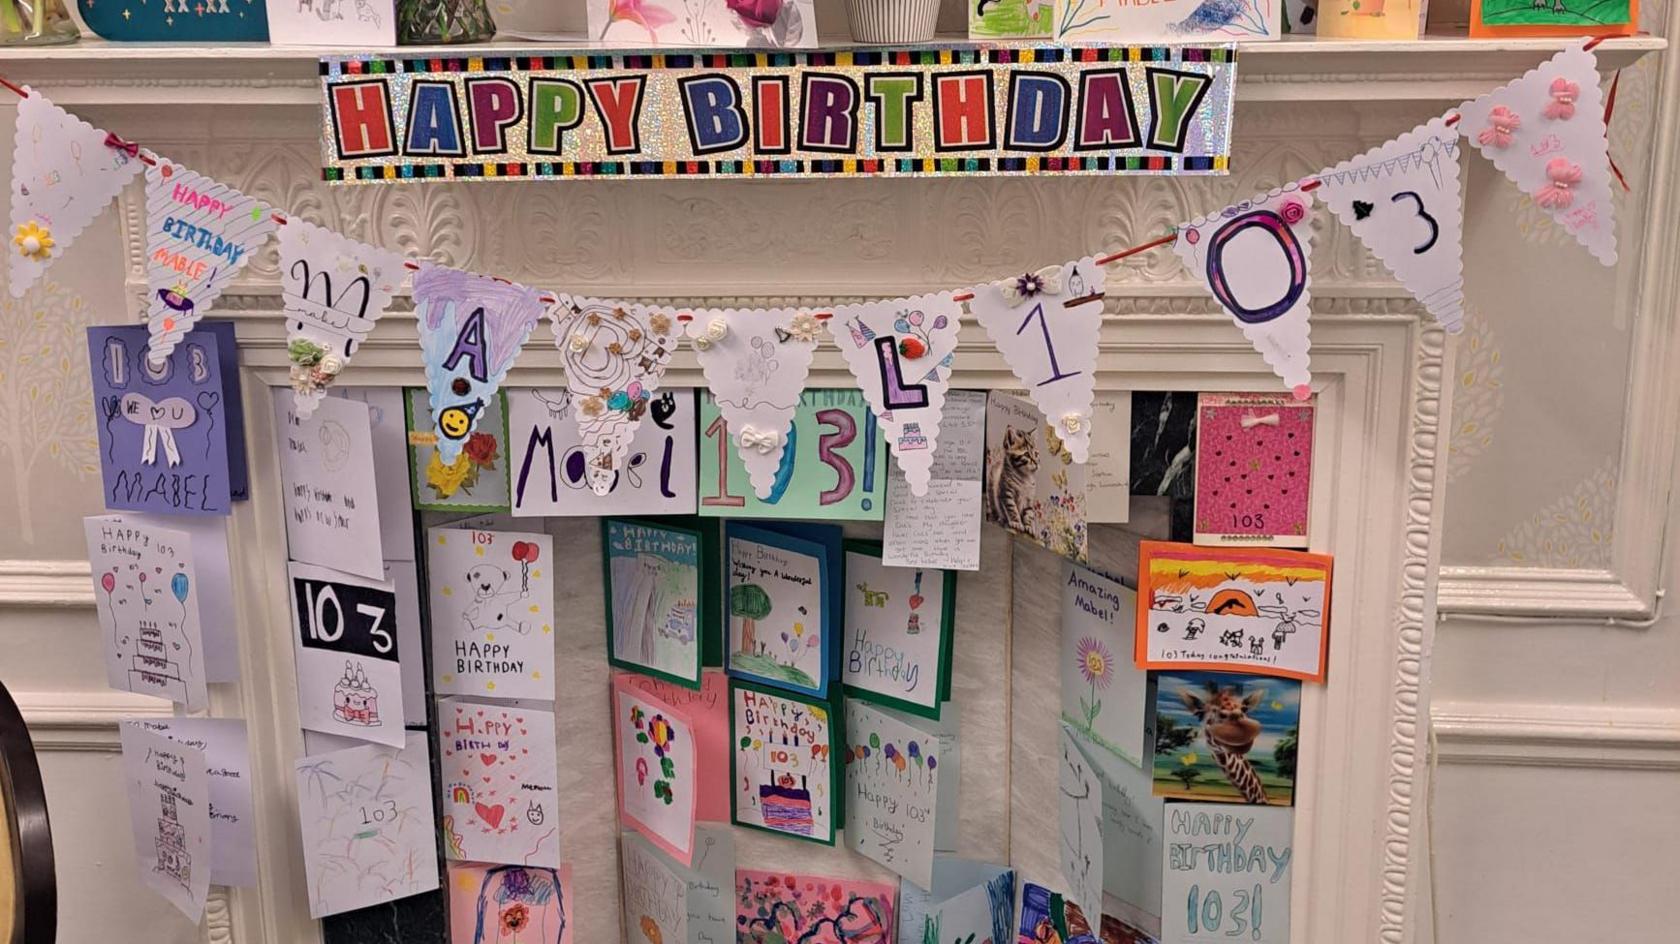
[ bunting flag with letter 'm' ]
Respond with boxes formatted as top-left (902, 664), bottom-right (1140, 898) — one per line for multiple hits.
top-left (684, 307), bottom-right (819, 499)
top-left (9, 89), bottom-right (144, 298)
top-left (1318, 117), bottom-right (1466, 333)
top-left (830, 293), bottom-right (963, 496)
top-left (277, 219), bottom-right (408, 418)
top-left (143, 160), bottom-right (275, 365)
top-left (1175, 188), bottom-right (1318, 396)
top-left (967, 258), bottom-right (1106, 463)
top-left (1458, 41), bottom-right (1617, 266)
top-left (548, 296), bottom-right (679, 496)
top-left (413, 263), bottom-right (545, 465)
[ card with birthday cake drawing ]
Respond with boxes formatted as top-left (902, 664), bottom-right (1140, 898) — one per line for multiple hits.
top-left (1194, 393), bottom-right (1315, 547)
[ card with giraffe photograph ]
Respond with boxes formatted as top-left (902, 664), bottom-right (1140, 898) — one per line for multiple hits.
top-left (1136, 541), bottom-right (1333, 682)
top-left (1150, 671), bottom-right (1300, 807)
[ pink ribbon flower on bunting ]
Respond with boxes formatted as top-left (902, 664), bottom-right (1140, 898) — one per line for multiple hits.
top-left (1535, 158), bottom-right (1584, 209)
top-left (1544, 78), bottom-right (1580, 121)
top-left (1478, 106), bottom-right (1522, 149)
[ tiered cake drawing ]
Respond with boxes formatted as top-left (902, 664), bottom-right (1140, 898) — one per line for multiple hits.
top-left (332, 661), bottom-right (382, 727)
top-left (155, 789), bottom-right (193, 890)
top-left (758, 730), bottom-right (814, 835)
top-left (130, 616), bottom-right (189, 702)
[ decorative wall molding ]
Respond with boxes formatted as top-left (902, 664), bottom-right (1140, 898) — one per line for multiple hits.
top-left (1432, 701), bottom-right (1680, 770)
top-left (13, 689), bottom-right (172, 751)
top-left (1435, 566), bottom-right (1649, 619)
top-left (0, 559), bottom-right (94, 608)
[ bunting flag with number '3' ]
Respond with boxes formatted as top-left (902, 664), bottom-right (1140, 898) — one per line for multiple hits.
top-left (1175, 189), bottom-right (1318, 398)
top-left (967, 258), bottom-right (1106, 463)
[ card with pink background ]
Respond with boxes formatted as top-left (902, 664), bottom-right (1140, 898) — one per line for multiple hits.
top-left (613, 673), bottom-right (700, 865)
top-left (447, 862), bottom-right (574, 944)
top-left (735, 870), bottom-right (897, 943)
top-left (617, 669), bottom-right (731, 823)
top-left (1194, 393), bottom-right (1314, 547)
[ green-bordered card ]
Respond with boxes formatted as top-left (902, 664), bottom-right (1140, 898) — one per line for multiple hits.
top-left (841, 540), bottom-right (956, 721)
top-left (404, 387), bottom-right (510, 513)
top-left (602, 517), bottom-right (722, 689)
top-left (729, 678), bottom-right (843, 845)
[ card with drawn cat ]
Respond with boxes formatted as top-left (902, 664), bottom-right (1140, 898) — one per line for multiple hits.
top-left (1151, 670), bottom-right (1300, 807)
top-left (1136, 541), bottom-right (1332, 682)
top-left (842, 541), bottom-right (955, 720)
top-left (725, 521), bottom-right (842, 698)
top-left (428, 527), bottom-right (555, 700)
top-left (439, 698), bottom-right (562, 868)
top-left (984, 390), bottom-right (1088, 562)
top-left (1194, 393), bottom-right (1314, 547)
top-left (604, 517), bottom-right (720, 689)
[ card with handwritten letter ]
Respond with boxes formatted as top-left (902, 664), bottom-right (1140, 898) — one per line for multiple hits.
top-left (620, 827), bottom-right (734, 944)
top-left (604, 517), bottom-right (718, 688)
top-left (1062, 560), bottom-right (1148, 766)
top-left (725, 521), bottom-right (842, 698)
top-left (619, 669), bottom-right (732, 823)
top-left (120, 722), bottom-right (211, 920)
top-left (288, 561), bottom-right (405, 748)
top-left (428, 527), bottom-right (556, 700)
top-left (843, 699), bottom-right (960, 889)
top-left (1161, 803), bottom-right (1293, 944)
top-left (1194, 393), bottom-right (1315, 546)
top-left (274, 391), bottom-right (384, 579)
top-left (85, 514), bottom-right (208, 709)
top-left (882, 388), bottom-right (986, 571)
top-left (438, 698), bottom-right (562, 868)
top-left (130, 718), bottom-right (256, 888)
top-left (508, 387), bottom-right (698, 516)
top-left (843, 542), bottom-right (954, 720)
top-left (730, 681), bottom-right (841, 844)
top-left (449, 862), bottom-right (574, 944)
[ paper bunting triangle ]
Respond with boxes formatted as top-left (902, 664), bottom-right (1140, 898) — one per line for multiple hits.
top-left (278, 220), bottom-right (408, 418)
top-left (1318, 117), bottom-right (1466, 333)
top-left (1175, 189), bottom-right (1317, 396)
top-left (830, 293), bottom-right (962, 496)
top-left (9, 89), bottom-right (143, 298)
top-left (684, 308), bottom-right (818, 498)
top-left (548, 296), bottom-right (679, 495)
top-left (413, 263), bottom-right (545, 465)
top-left (967, 258), bottom-right (1105, 463)
top-left (143, 159), bottom-right (275, 366)
top-left (1458, 41), bottom-right (1617, 266)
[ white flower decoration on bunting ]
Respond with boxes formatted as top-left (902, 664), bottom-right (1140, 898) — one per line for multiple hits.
top-left (1174, 188), bottom-right (1318, 398)
top-left (1458, 41), bottom-right (1617, 266)
top-left (684, 307), bottom-right (818, 498)
top-left (830, 292), bottom-right (963, 496)
top-left (277, 220), bottom-right (408, 418)
top-left (143, 159), bottom-right (276, 366)
top-left (9, 89), bottom-right (143, 299)
top-left (549, 296), bottom-right (679, 496)
top-left (966, 258), bottom-right (1105, 463)
top-left (1317, 117), bottom-right (1466, 333)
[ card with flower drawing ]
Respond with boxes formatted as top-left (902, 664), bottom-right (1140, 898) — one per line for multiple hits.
top-left (406, 387), bottom-right (510, 513)
top-left (1060, 560), bottom-right (1148, 767)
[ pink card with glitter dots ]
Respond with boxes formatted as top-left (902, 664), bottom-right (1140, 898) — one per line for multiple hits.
top-left (1194, 393), bottom-right (1314, 547)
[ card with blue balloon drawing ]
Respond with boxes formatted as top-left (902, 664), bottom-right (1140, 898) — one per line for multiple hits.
top-left (85, 513), bottom-right (209, 709)
top-left (842, 541), bottom-right (955, 721)
top-left (724, 521), bottom-right (842, 698)
top-left (843, 698), bottom-right (960, 890)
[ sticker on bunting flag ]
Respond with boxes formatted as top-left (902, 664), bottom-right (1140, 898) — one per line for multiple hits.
top-left (830, 293), bottom-right (962, 497)
top-left (143, 160), bottom-right (275, 366)
top-left (1458, 41), bottom-right (1617, 266)
top-left (1317, 117), bottom-right (1466, 333)
top-left (9, 89), bottom-right (143, 298)
top-left (278, 220), bottom-right (407, 417)
top-left (414, 263), bottom-right (545, 466)
top-left (1175, 188), bottom-right (1317, 397)
top-left (966, 258), bottom-right (1105, 463)
top-left (684, 308), bottom-right (819, 499)
top-left (548, 296), bottom-right (679, 496)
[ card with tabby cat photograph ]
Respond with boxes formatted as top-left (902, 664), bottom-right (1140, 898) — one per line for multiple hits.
top-left (983, 391), bottom-right (1089, 562)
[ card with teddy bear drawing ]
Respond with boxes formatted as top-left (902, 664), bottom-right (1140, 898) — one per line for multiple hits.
top-left (428, 527), bottom-right (555, 700)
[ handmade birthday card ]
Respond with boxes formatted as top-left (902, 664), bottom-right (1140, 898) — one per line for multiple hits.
top-left (1065, 723), bottom-right (1166, 935)
top-left (266, 0), bottom-right (396, 45)
top-left (984, 390), bottom-right (1089, 562)
top-left (612, 673), bottom-right (700, 864)
top-left (274, 391), bottom-right (385, 580)
top-left (1018, 881), bottom-right (1153, 944)
top-left (120, 722), bottom-right (211, 920)
top-left (1152, 670), bottom-right (1301, 807)
top-left (449, 862), bottom-right (574, 944)
top-left (88, 322), bottom-right (247, 516)
top-left (428, 527), bottom-right (555, 700)
top-left (438, 698), bottom-right (562, 868)
top-left (968, 0), bottom-right (1053, 44)
top-left (882, 388), bottom-right (988, 572)
top-left (843, 699), bottom-right (960, 889)
top-left (1160, 803), bottom-right (1293, 944)
top-left (896, 858), bottom-right (1014, 944)
top-left (618, 669), bottom-right (732, 823)
top-left (85, 514), bottom-right (208, 709)
top-left (287, 561), bottom-right (405, 748)
top-left (699, 388), bottom-right (888, 521)
top-left (1061, 560), bottom-right (1149, 766)
top-left (1058, 723), bottom-right (1104, 923)
top-left (730, 680), bottom-right (841, 845)
top-left (842, 542), bottom-right (955, 720)
top-left (295, 732), bottom-right (440, 918)
top-left (131, 718), bottom-right (257, 888)
top-left (1136, 541), bottom-right (1333, 681)
top-left (508, 387), bottom-right (698, 517)
top-left (725, 521), bottom-right (842, 697)
top-left (587, 0), bottom-right (816, 47)
top-left (736, 870), bottom-right (897, 943)
top-left (1194, 393), bottom-right (1316, 547)
top-left (1470, 0), bottom-right (1634, 36)
top-left (1054, 0), bottom-right (1282, 42)
top-left (405, 387), bottom-right (511, 512)
top-left (161, 515), bottom-right (239, 683)
top-left (603, 517), bottom-right (719, 688)
top-left (1317, 0), bottom-right (1427, 38)
top-left (620, 826), bottom-right (735, 944)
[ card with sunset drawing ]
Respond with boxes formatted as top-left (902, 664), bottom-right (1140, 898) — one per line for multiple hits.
top-left (1135, 541), bottom-right (1333, 682)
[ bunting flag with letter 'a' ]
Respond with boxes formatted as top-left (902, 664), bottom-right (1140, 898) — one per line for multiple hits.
top-left (9, 89), bottom-right (143, 298)
top-left (1318, 117), bottom-right (1466, 333)
top-left (143, 159), bottom-right (275, 365)
top-left (1174, 188), bottom-right (1317, 397)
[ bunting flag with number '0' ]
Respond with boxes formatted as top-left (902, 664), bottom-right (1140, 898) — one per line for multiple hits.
top-left (967, 259), bottom-right (1106, 463)
top-left (684, 308), bottom-right (820, 499)
top-left (1175, 188), bottom-right (1318, 397)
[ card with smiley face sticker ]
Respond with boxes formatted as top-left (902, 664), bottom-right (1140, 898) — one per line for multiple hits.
top-left (429, 527), bottom-right (556, 701)
top-left (438, 698), bottom-right (561, 868)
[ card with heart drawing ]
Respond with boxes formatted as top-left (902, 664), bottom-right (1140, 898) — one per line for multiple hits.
top-left (438, 698), bottom-right (561, 867)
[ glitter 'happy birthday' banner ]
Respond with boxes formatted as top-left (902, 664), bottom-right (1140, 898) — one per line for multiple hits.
top-left (319, 46), bottom-right (1236, 183)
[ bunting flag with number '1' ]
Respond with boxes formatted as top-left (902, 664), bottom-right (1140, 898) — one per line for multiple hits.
top-left (830, 293), bottom-right (963, 497)
top-left (967, 258), bottom-right (1106, 463)
top-left (548, 296), bottom-right (680, 496)
top-left (1174, 189), bottom-right (1318, 397)
top-left (9, 89), bottom-right (144, 298)
top-left (278, 219), bottom-right (408, 418)
top-left (684, 308), bottom-right (819, 499)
